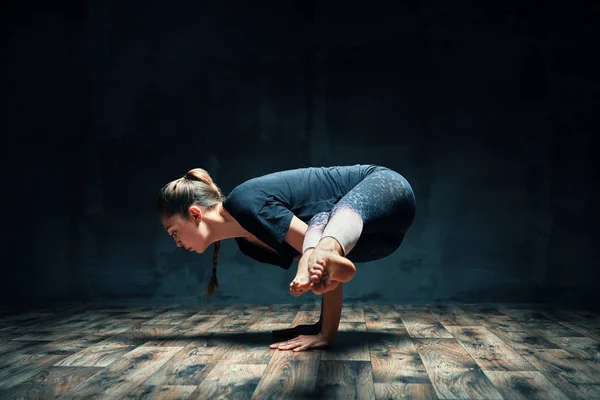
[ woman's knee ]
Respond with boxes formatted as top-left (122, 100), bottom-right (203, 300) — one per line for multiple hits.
top-left (348, 233), bottom-right (405, 262)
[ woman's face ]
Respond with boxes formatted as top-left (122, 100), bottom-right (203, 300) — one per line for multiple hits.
top-left (161, 209), bottom-right (206, 253)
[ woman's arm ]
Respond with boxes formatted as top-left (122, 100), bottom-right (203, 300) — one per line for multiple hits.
top-left (284, 215), bottom-right (308, 253)
top-left (320, 282), bottom-right (343, 344)
top-left (284, 215), bottom-right (344, 342)
top-left (278, 214), bottom-right (343, 350)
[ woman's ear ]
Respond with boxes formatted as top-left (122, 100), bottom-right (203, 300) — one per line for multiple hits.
top-left (188, 205), bottom-right (203, 224)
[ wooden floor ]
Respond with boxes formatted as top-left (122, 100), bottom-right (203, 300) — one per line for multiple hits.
top-left (0, 303), bottom-right (598, 399)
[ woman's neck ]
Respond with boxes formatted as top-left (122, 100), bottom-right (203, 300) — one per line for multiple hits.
top-left (205, 203), bottom-right (250, 243)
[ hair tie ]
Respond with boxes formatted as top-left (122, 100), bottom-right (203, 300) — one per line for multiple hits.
top-left (182, 174), bottom-right (188, 180)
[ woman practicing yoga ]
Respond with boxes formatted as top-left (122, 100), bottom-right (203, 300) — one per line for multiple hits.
top-left (156, 164), bottom-right (416, 352)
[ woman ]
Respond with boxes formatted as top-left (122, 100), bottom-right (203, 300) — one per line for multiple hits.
top-left (156, 164), bottom-right (416, 352)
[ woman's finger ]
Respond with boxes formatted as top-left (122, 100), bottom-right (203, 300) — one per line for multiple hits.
top-left (278, 342), bottom-right (300, 350)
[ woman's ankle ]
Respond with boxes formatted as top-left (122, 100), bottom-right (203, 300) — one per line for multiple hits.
top-left (316, 237), bottom-right (344, 256)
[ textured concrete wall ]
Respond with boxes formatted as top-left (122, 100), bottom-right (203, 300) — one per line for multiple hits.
top-left (3, 1), bottom-right (598, 307)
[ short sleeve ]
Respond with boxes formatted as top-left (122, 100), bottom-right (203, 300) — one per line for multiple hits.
top-left (256, 196), bottom-right (295, 250)
top-left (223, 184), bottom-right (299, 269)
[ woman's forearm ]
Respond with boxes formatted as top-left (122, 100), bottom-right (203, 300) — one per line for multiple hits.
top-left (320, 283), bottom-right (343, 344)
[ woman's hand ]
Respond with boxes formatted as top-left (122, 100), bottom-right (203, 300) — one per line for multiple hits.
top-left (269, 333), bottom-right (330, 352)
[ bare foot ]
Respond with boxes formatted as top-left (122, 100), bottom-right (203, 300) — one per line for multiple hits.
top-left (289, 249), bottom-right (313, 296)
top-left (308, 248), bottom-right (356, 284)
top-left (271, 322), bottom-right (322, 341)
top-left (310, 259), bottom-right (341, 294)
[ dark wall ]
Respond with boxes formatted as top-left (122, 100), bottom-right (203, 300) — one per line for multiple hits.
top-left (2, 1), bottom-right (598, 307)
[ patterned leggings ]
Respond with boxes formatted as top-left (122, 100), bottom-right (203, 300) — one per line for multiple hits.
top-left (303, 167), bottom-right (416, 263)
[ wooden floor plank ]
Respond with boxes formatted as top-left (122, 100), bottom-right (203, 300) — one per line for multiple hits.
top-left (81, 319), bottom-right (151, 338)
top-left (141, 310), bottom-right (198, 325)
top-left (364, 305), bottom-right (403, 332)
top-left (520, 321), bottom-right (586, 339)
top-left (183, 304), bottom-right (238, 316)
top-left (364, 305), bottom-right (400, 318)
top-left (218, 341), bottom-right (274, 365)
top-left (124, 384), bottom-right (198, 399)
top-left (475, 323), bottom-right (561, 351)
top-left (115, 308), bottom-right (165, 320)
top-left (399, 309), bottom-right (440, 325)
top-left (399, 310), bottom-right (453, 339)
top-left (207, 309), bottom-right (263, 334)
top-left (59, 346), bottom-right (181, 398)
top-left (144, 340), bottom-right (231, 387)
top-left (369, 328), bottom-right (430, 385)
top-left (246, 322), bottom-right (290, 333)
top-left (461, 305), bottom-right (506, 322)
top-left (167, 314), bottom-right (228, 334)
top-left (497, 308), bottom-right (557, 324)
top-left (249, 311), bottom-right (297, 325)
top-left (365, 316), bottom-right (404, 332)
top-left (475, 311), bottom-right (587, 339)
top-left (189, 364), bottom-right (266, 399)
top-left (430, 305), bottom-right (480, 327)
top-left (475, 315), bottom-right (525, 332)
top-left (322, 322), bottom-right (370, 361)
top-left (558, 321), bottom-right (600, 342)
top-left (299, 303), bottom-right (321, 312)
top-left (315, 361), bottom-right (375, 399)
top-left (0, 366), bottom-right (103, 398)
top-left (520, 348), bottom-right (600, 399)
top-left (23, 332), bottom-right (108, 356)
top-left (96, 324), bottom-right (177, 347)
top-left (268, 304), bottom-right (301, 313)
top-left (0, 340), bottom-right (52, 359)
top-left (126, 314), bottom-right (228, 352)
top-left (446, 326), bottom-right (536, 371)
top-left (484, 371), bottom-right (569, 400)
top-left (53, 344), bottom-right (138, 367)
top-left (373, 383), bottom-right (438, 400)
top-left (0, 354), bottom-right (68, 390)
top-left (404, 324), bottom-right (453, 339)
top-left (290, 310), bottom-right (321, 327)
top-left (396, 304), bottom-right (436, 311)
top-left (413, 338), bottom-right (503, 399)
top-left (251, 350), bottom-right (321, 398)
top-left (9, 313), bottom-right (115, 342)
top-left (340, 304), bottom-right (366, 323)
top-left (548, 336), bottom-right (600, 361)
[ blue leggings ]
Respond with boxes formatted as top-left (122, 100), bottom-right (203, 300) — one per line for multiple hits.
top-left (305, 167), bottom-right (416, 263)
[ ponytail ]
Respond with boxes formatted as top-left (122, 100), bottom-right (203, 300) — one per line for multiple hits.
top-left (206, 241), bottom-right (220, 296)
top-left (183, 168), bottom-right (223, 201)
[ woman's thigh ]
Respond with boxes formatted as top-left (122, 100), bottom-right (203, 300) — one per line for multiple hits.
top-left (331, 167), bottom-right (416, 236)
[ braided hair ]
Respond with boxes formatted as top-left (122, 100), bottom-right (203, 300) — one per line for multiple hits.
top-left (207, 240), bottom-right (220, 296)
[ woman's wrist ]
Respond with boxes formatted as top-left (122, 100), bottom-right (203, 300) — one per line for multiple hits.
top-left (318, 330), bottom-right (334, 344)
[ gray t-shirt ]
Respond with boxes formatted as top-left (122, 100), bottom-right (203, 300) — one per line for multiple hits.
top-left (222, 164), bottom-right (380, 269)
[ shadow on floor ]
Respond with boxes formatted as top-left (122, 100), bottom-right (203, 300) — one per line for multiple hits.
top-left (96, 330), bottom-right (407, 351)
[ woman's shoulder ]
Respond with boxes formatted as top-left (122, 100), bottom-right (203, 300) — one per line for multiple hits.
top-left (222, 175), bottom-right (274, 218)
